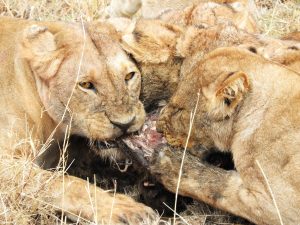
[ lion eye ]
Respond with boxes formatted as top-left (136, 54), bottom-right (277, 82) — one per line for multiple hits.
top-left (79, 81), bottom-right (94, 90)
top-left (125, 72), bottom-right (135, 82)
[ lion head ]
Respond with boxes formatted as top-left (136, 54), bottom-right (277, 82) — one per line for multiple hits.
top-left (112, 19), bottom-right (259, 109)
top-left (157, 47), bottom-right (252, 151)
top-left (100, 18), bottom-right (184, 109)
top-left (19, 22), bottom-right (145, 141)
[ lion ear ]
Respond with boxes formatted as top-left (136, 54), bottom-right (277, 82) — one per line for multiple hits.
top-left (121, 33), bottom-right (171, 63)
top-left (121, 21), bottom-right (183, 64)
top-left (21, 25), bottom-right (64, 80)
top-left (204, 71), bottom-right (250, 120)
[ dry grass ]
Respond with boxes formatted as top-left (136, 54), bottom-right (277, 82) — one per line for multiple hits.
top-left (0, 0), bottom-right (108, 21)
top-left (1, 0), bottom-right (299, 36)
top-left (0, 0), bottom-right (299, 225)
top-left (256, 0), bottom-right (300, 37)
top-left (0, 154), bottom-right (64, 224)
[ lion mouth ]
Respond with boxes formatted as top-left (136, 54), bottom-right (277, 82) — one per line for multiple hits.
top-left (90, 108), bottom-right (166, 167)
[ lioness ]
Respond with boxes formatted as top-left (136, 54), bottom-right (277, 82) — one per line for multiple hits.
top-left (102, 17), bottom-right (300, 109)
top-left (0, 16), bottom-right (156, 224)
top-left (98, 19), bottom-right (261, 108)
top-left (149, 47), bottom-right (300, 225)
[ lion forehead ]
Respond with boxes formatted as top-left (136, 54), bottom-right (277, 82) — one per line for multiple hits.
top-left (108, 51), bottom-right (137, 75)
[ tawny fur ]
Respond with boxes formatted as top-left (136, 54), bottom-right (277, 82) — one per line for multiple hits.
top-left (93, 19), bottom-right (261, 108)
top-left (152, 47), bottom-right (300, 225)
top-left (0, 16), bottom-right (156, 224)
top-left (91, 0), bottom-right (262, 108)
top-left (96, 17), bottom-right (300, 108)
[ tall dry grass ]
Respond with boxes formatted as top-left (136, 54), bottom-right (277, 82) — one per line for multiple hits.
top-left (0, 0), bottom-right (108, 21)
top-left (0, 0), bottom-right (299, 225)
top-left (1, 0), bottom-right (299, 36)
top-left (0, 153), bottom-right (64, 224)
top-left (256, 0), bottom-right (300, 37)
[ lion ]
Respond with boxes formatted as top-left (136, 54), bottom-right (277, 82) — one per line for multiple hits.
top-left (100, 16), bottom-right (300, 110)
top-left (96, 18), bottom-right (261, 109)
top-left (148, 47), bottom-right (300, 225)
top-left (0, 16), bottom-right (157, 224)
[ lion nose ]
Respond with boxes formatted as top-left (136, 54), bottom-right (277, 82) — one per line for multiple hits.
top-left (111, 116), bottom-right (136, 132)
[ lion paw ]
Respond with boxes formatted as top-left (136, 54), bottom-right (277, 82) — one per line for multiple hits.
top-left (106, 195), bottom-right (158, 224)
top-left (150, 146), bottom-right (181, 178)
top-left (66, 193), bottom-right (158, 225)
top-left (53, 176), bottom-right (158, 225)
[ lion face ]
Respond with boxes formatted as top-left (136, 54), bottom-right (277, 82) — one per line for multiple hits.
top-left (20, 24), bottom-right (145, 141)
top-left (157, 51), bottom-right (250, 151)
top-left (118, 19), bottom-right (184, 108)
top-left (105, 18), bottom-right (258, 109)
top-left (87, 19), bottom-right (183, 109)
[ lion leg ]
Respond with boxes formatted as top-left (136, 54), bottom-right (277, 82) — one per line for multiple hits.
top-left (150, 146), bottom-right (281, 225)
top-left (0, 158), bottom-right (157, 224)
top-left (50, 175), bottom-right (157, 224)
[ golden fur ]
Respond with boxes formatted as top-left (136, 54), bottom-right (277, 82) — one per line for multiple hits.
top-left (99, 18), bottom-right (261, 108)
top-left (93, 0), bottom-right (261, 109)
top-left (152, 47), bottom-right (300, 225)
top-left (0, 16), bottom-right (156, 224)
top-left (100, 17), bottom-right (299, 110)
